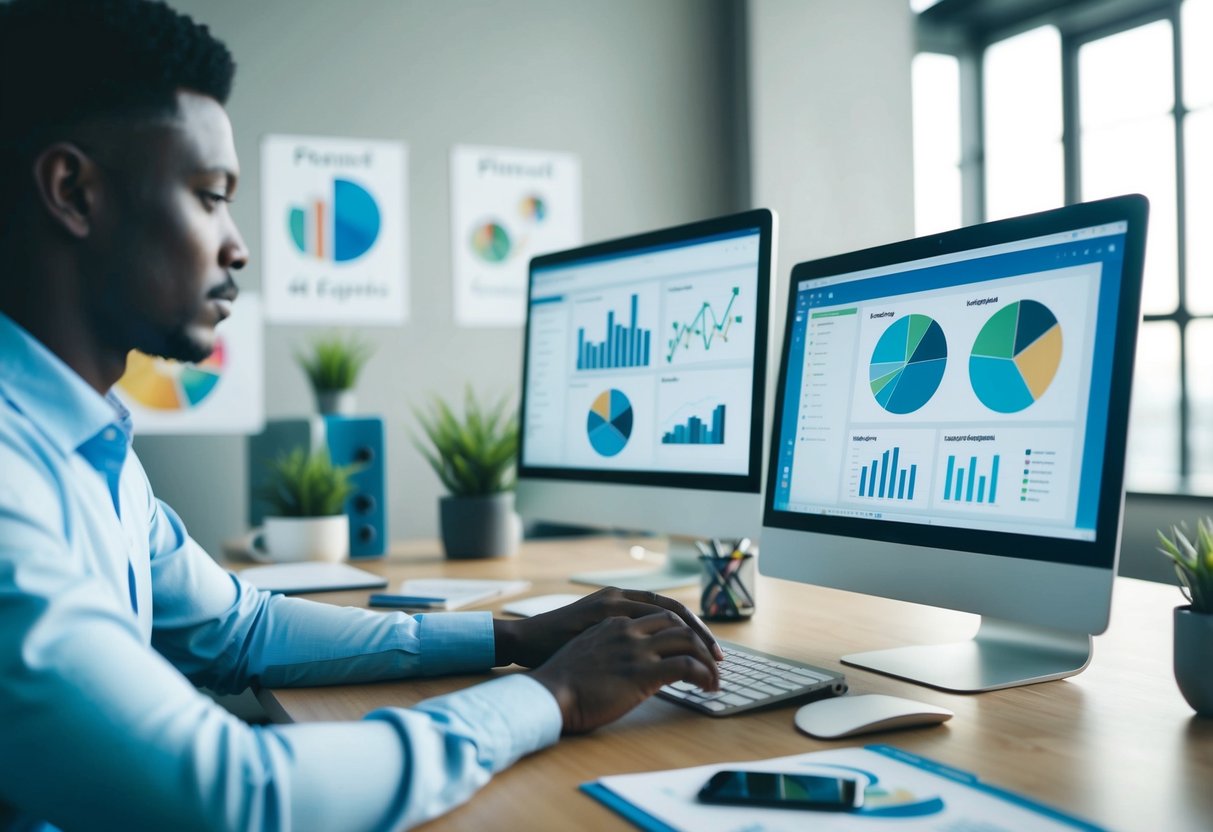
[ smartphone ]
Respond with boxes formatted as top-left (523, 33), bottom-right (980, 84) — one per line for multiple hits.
top-left (697, 770), bottom-right (864, 811)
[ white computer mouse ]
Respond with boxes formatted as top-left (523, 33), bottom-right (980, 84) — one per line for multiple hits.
top-left (794, 694), bottom-right (953, 739)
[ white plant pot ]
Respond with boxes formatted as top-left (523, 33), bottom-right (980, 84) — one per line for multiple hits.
top-left (245, 515), bottom-right (350, 563)
top-left (315, 389), bottom-right (356, 416)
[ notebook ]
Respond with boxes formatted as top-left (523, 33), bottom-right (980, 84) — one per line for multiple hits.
top-left (368, 578), bottom-right (531, 610)
top-left (238, 562), bottom-right (388, 594)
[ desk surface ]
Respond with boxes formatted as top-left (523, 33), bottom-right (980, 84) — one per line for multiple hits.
top-left (257, 537), bottom-right (1213, 832)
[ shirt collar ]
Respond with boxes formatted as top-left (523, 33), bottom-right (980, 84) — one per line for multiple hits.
top-left (0, 310), bottom-right (129, 457)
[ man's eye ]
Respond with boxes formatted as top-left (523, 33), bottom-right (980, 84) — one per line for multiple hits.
top-left (199, 191), bottom-right (231, 207)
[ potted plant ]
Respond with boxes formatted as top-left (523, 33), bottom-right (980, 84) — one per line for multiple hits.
top-left (296, 333), bottom-right (374, 415)
top-left (1158, 518), bottom-right (1213, 715)
top-left (413, 388), bottom-right (521, 559)
top-left (252, 446), bottom-right (359, 563)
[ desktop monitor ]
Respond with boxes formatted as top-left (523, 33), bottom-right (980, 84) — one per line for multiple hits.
top-left (761, 195), bottom-right (1148, 692)
top-left (517, 209), bottom-right (777, 589)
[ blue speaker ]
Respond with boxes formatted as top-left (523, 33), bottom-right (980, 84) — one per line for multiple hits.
top-left (249, 416), bottom-right (388, 558)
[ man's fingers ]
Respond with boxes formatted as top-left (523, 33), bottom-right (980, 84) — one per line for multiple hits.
top-left (650, 654), bottom-right (718, 693)
top-left (614, 589), bottom-right (724, 660)
top-left (642, 626), bottom-right (720, 689)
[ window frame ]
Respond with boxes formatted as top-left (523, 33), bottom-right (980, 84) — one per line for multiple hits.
top-left (916, 0), bottom-right (1208, 492)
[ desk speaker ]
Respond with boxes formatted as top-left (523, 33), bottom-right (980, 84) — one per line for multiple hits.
top-left (249, 416), bottom-right (388, 558)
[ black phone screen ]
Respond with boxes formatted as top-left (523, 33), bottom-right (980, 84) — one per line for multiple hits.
top-left (697, 770), bottom-right (862, 811)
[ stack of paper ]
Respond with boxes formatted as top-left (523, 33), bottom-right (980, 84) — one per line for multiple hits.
top-left (369, 578), bottom-right (531, 610)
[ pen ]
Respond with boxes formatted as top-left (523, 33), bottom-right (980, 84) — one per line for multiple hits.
top-left (368, 593), bottom-right (448, 609)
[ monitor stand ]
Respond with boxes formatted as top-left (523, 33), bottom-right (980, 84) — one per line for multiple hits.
top-left (570, 536), bottom-right (701, 592)
top-left (841, 617), bottom-right (1093, 693)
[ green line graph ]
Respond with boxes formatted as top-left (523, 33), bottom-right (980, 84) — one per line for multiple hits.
top-left (666, 287), bottom-right (742, 362)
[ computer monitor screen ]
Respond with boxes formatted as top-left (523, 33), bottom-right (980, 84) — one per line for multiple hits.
top-left (516, 210), bottom-right (776, 582)
top-left (761, 195), bottom-right (1147, 692)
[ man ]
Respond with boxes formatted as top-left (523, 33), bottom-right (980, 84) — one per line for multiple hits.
top-left (0, 1), bottom-right (721, 829)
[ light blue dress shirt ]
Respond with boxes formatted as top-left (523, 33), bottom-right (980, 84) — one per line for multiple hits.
top-left (0, 311), bottom-right (562, 832)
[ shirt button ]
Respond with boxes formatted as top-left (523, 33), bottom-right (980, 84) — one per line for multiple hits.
top-left (103, 429), bottom-right (118, 442)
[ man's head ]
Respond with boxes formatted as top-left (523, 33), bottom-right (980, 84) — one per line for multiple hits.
top-left (0, 0), bottom-right (247, 367)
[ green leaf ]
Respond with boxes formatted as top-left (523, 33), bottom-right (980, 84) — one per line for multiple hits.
top-left (1159, 518), bottom-right (1213, 614)
top-left (295, 333), bottom-right (374, 392)
top-left (410, 386), bottom-right (518, 497)
top-left (257, 446), bottom-right (358, 517)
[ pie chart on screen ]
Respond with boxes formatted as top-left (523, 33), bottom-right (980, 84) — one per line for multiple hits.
top-left (869, 314), bottom-right (947, 414)
top-left (587, 389), bottom-right (633, 457)
top-left (970, 300), bottom-right (1063, 413)
top-left (117, 340), bottom-right (226, 410)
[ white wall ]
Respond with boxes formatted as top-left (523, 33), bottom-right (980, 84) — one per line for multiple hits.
top-left (747, 0), bottom-right (917, 345)
top-left (135, 0), bottom-right (746, 556)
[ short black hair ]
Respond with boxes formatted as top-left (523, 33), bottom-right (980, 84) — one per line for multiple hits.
top-left (0, 0), bottom-right (235, 225)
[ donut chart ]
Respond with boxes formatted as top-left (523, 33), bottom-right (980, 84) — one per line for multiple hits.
top-left (587, 389), bottom-right (633, 457)
top-left (869, 314), bottom-right (948, 414)
top-left (969, 300), bottom-right (1063, 413)
top-left (117, 340), bottom-right (226, 410)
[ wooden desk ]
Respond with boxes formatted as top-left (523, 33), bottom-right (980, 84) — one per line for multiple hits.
top-left (258, 538), bottom-right (1213, 831)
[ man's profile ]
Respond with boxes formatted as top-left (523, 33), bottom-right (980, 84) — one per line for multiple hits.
top-left (0, 1), bottom-right (720, 829)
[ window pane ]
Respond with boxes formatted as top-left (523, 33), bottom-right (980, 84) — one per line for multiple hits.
top-left (1125, 322), bottom-right (1181, 489)
top-left (1185, 0), bottom-right (1213, 109)
top-left (1189, 320), bottom-right (1213, 483)
top-left (1188, 110), bottom-right (1213, 314)
top-left (912, 53), bottom-right (962, 234)
top-left (1082, 118), bottom-right (1178, 314)
top-left (984, 26), bottom-right (1064, 221)
top-left (1079, 20), bottom-right (1175, 129)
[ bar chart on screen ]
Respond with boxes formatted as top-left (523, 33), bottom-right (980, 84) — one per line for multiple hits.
top-left (846, 431), bottom-right (933, 506)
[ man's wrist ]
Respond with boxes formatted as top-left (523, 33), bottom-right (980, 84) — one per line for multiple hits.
top-left (492, 618), bottom-right (521, 667)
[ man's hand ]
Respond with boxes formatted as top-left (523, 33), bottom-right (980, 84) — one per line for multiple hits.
top-left (528, 611), bottom-right (720, 734)
top-left (493, 586), bottom-right (723, 668)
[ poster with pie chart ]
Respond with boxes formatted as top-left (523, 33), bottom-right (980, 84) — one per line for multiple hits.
top-left (451, 145), bottom-right (581, 327)
top-left (113, 293), bottom-right (264, 435)
top-left (869, 314), bottom-right (948, 414)
top-left (587, 389), bottom-right (633, 457)
top-left (970, 300), bottom-right (1063, 413)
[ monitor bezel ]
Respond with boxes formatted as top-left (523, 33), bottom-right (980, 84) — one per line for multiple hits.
top-left (762, 195), bottom-right (1148, 569)
top-left (518, 208), bottom-right (774, 495)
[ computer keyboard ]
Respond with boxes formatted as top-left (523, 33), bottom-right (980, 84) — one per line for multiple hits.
top-left (658, 640), bottom-right (847, 717)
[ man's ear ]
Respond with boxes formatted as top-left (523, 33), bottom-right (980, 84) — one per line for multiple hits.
top-left (31, 143), bottom-right (101, 239)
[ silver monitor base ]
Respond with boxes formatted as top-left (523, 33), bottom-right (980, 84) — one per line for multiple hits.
top-left (570, 536), bottom-right (702, 592)
top-left (842, 617), bottom-right (1093, 693)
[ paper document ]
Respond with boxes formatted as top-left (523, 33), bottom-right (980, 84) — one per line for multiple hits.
top-left (583, 744), bottom-right (1102, 832)
top-left (369, 578), bottom-right (531, 610)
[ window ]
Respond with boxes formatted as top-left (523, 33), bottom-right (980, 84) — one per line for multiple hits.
top-left (912, 0), bottom-right (1213, 493)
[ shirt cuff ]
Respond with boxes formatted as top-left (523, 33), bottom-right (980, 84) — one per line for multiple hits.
top-left (410, 674), bottom-right (563, 772)
top-left (413, 611), bottom-right (495, 675)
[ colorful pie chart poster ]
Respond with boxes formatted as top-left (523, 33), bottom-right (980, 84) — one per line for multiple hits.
top-left (450, 145), bottom-right (581, 327)
top-left (113, 293), bottom-right (264, 435)
top-left (261, 135), bottom-right (408, 324)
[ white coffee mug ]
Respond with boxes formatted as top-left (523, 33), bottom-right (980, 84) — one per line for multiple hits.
top-left (242, 515), bottom-right (350, 563)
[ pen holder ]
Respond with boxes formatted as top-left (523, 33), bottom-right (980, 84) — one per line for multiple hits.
top-left (699, 554), bottom-right (756, 621)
